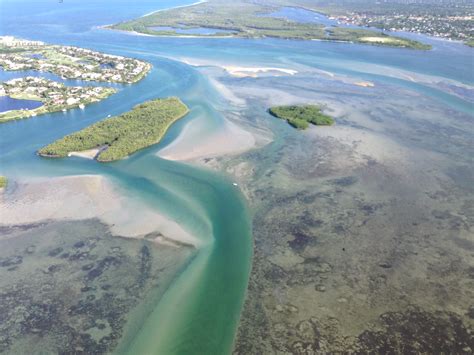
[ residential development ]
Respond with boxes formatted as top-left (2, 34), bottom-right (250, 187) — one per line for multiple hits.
top-left (0, 36), bottom-right (151, 84)
top-left (0, 36), bottom-right (152, 122)
top-left (0, 77), bottom-right (116, 122)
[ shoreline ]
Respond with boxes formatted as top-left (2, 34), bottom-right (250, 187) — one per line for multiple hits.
top-left (141, 0), bottom-right (208, 18)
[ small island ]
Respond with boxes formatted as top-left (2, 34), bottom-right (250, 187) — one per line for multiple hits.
top-left (0, 36), bottom-right (152, 84)
top-left (0, 176), bottom-right (7, 189)
top-left (269, 105), bottom-right (335, 130)
top-left (38, 97), bottom-right (189, 162)
top-left (0, 77), bottom-right (116, 122)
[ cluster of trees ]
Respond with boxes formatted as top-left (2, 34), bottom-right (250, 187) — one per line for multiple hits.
top-left (38, 97), bottom-right (189, 162)
top-left (269, 104), bottom-right (335, 130)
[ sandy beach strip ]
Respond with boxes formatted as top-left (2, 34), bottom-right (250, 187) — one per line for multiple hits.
top-left (67, 146), bottom-right (106, 160)
top-left (0, 175), bottom-right (199, 247)
top-left (141, 0), bottom-right (208, 17)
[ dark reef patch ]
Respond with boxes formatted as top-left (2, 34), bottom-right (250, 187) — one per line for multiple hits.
top-left (0, 219), bottom-right (194, 353)
top-left (355, 308), bottom-right (473, 354)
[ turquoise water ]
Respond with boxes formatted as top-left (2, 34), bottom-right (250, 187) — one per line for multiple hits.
top-left (0, 0), bottom-right (472, 353)
top-left (0, 96), bottom-right (43, 112)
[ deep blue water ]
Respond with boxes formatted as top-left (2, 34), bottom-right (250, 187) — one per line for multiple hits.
top-left (0, 96), bottom-right (43, 112)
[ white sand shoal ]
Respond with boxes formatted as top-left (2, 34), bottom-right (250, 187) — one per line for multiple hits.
top-left (68, 148), bottom-right (100, 160)
top-left (158, 117), bottom-right (256, 161)
top-left (67, 145), bottom-right (108, 160)
top-left (354, 81), bottom-right (375, 88)
top-left (171, 57), bottom-right (298, 78)
top-left (222, 66), bottom-right (298, 78)
top-left (0, 175), bottom-right (199, 247)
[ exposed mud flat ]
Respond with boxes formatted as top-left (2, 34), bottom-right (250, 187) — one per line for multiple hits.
top-left (0, 219), bottom-right (194, 353)
top-left (201, 70), bottom-right (473, 353)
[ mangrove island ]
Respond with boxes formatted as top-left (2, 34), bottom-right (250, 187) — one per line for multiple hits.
top-left (38, 97), bottom-right (189, 162)
top-left (269, 104), bottom-right (335, 130)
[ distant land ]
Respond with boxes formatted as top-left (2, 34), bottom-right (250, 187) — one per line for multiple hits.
top-left (295, 0), bottom-right (474, 47)
top-left (109, 0), bottom-right (431, 49)
top-left (38, 98), bottom-right (189, 162)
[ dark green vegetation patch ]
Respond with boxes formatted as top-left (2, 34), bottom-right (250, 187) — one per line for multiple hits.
top-left (38, 97), bottom-right (189, 162)
top-left (269, 105), bottom-right (334, 130)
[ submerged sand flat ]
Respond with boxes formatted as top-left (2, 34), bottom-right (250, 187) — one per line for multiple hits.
top-left (0, 175), bottom-right (199, 246)
top-left (158, 116), bottom-right (256, 161)
top-left (187, 64), bottom-right (474, 353)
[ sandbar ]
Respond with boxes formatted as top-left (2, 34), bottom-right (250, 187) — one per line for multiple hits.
top-left (0, 175), bottom-right (199, 246)
top-left (222, 66), bottom-right (298, 78)
top-left (354, 81), bottom-right (375, 87)
top-left (158, 117), bottom-right (256, 161)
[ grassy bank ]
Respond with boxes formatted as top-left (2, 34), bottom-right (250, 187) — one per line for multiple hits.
top-left (269, 105), bottom-right (334, 130)
top-left (38, 97), bottom-right (189, 162)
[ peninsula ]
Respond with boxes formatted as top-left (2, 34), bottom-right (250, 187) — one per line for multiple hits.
top-left (38, 97), bottom-right (189, 162)
top-left (269, 104), bottom-right (334, 130)
top-left (0, 36), bottom-right (151, 84)
top-left (0, 36), bottom-right (153, 122)
top-left (0, 77), bottom-right (116, 122)
top-left (109, 0), bottom-right (430, 49)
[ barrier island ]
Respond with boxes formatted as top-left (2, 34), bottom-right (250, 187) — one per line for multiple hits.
top-left (269, 105), bottom-right (335, 130)
top-left (38, 97), bottom-right (189, 162)
top-left (110, 0), bottom-right (431, 50)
